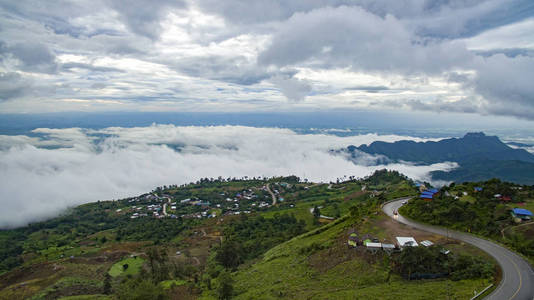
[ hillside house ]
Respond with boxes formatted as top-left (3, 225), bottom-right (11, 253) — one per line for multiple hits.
top-left (420, 240), bottom-right (434, 247)
top-left (366, 242), bottom-right (382, 253)
top-left (396, 237), bottom-right (418, 249)
top-left (512, 208), bottom-right (533, 221)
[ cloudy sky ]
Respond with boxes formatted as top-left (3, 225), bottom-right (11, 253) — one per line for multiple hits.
top-left (1, 0), bottom-right (533, 119)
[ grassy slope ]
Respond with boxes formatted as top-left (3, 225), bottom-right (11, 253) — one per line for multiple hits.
top-left (108, 257), bottom-right (145, 277)
top-left (201, 215), bottom-right (492, 299)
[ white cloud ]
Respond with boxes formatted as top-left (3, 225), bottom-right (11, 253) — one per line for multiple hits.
top-left (0, 125), bottom-right (453, 228)
top-left (461, 18), bottom-right (534, 51)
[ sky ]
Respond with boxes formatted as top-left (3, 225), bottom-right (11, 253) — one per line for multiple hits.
top-left (1, 0), bottom-right (534, 119)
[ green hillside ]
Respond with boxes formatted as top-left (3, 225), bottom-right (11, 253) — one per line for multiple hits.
top-left (0, 171), bottom-right (502, 299)
top-left (220, 215), bottom-right (493, 300)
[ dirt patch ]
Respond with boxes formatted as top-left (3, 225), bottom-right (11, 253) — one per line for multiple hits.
top-left (374, 215), bottom-right (447, 244)
top-left (308, 235), bottom-right (360, 273)
top-left (68, 250), bottom-right (130, 265)
top-left (0, 263), bottom-right (60, 290)
top-left (511, 222), bottom-right (534, 239)
top-left (344, 191), bottom-right (366, 201)
top-left (41, 283), bottom-right (103, 300)
top-left (102, 241), bottom-right (151, 252)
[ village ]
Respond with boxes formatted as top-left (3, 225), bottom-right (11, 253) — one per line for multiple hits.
top-left (114, 182), bottom-right (294, 221)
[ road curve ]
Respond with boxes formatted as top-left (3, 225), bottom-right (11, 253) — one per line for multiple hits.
top-left (266, 183), bottom-right (277, 205)
top-left (383, 197), bottom-right (534, 300)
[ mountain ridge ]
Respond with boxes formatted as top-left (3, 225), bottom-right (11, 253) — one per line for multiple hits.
top-left (354, 132), bottom-right (534, 165)
top-left (349, 132), bottom-right (534, 184)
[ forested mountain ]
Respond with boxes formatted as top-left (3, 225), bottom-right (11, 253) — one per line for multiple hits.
top-left (348, 132), bottom-right (534, 184)
top-left (354, 132), bottom-right (534, 164)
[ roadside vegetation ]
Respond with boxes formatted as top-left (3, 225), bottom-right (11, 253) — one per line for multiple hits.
top-left (400, 179), bottom-right (534, 263)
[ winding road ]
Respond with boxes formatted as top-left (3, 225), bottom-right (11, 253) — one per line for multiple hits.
top-left (266, 183), bottom-right (277, 205)
top-left (383, 197), bottom-right (534, 300)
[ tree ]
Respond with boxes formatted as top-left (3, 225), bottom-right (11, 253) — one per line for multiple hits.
top-left (103, 273), bottom-right (112, 295)
top-left (313, 206), bottom-right (321, 219)
top-left (215, 241), bottom-right (242, 270)
top-left (116, 278), bottom-right (167, 300)
top-left (215, 270), bottom-right (234, 300)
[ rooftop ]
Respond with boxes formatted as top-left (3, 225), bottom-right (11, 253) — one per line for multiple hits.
top-left (513, 208), bottom-right (533, 216)
top-left (396, 237), bottom-right (418, 247)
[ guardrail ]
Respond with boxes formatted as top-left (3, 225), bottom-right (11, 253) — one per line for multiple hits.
top-left (470, 284), bottom-right (493, 300)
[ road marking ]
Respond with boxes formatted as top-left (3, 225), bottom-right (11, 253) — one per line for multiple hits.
top-left (507, 253), bottom-right (522, 300)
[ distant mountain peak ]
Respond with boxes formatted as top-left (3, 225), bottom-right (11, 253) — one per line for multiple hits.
top-left (464, 132), bottom-right (486, 138)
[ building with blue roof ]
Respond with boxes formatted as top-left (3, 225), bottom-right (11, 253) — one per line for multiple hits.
top-left (512, 208), bottom-right (533, 220)
top-left (474, 187), bottom-right (483, 192)
top-left (428, 189), bottom-right (438, 194)
top-left (420, 194), bottom-right (433, 200)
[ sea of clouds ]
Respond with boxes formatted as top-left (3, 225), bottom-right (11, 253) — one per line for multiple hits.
top-left (0, 124), bottom-right (457, 228)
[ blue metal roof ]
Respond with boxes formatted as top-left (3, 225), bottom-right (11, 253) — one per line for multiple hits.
top-left (474, 187), bottom-right (483, 191)
top-left (421, 192), bottom-right (434, 196)
top-left (513, 208), bottom-right (533, 216)
top-left (428, 189), bottom-right (438, 193)
top-left (420, 194), bottom-right (433, 199)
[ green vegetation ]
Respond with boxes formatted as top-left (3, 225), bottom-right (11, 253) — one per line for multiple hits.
top-left (401, 179), bottom-right (534, 262)
top-left (58, 295), bottom-right (112, 300)
top-left (0, 172), bottom-right (501, 299)
top-left (393, 245), bottom-right (494, 280)
top-left (215, 213), bottom-right (306, 269)
top-left (223, 212), bottom-right (492, 299)
top-left (159, 279), bottom-right (186, 289)
top-left (108, 257), bottom-right (145, 277)
top-left (115, 277), bottom-right (167, 300)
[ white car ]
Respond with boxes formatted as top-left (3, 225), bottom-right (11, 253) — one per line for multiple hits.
top-left (401, 201), bottom-right (407, 205)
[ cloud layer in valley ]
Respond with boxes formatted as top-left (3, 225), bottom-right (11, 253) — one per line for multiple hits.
top-left (0, 125), bottom-right (456, 228)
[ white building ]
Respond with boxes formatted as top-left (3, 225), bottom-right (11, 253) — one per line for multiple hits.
top-left (396, 237), bottom-right (418, 249)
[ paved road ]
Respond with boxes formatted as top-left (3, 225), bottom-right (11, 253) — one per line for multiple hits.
top-left (383, 197), bottom-right (534, 300)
